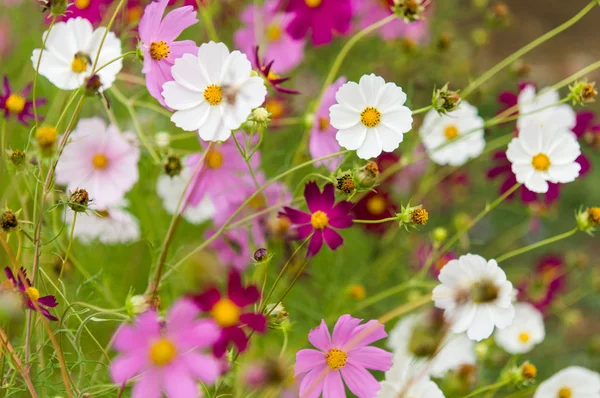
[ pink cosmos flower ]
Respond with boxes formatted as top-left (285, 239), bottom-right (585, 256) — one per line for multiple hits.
top-left (295, 314), bottom-right (393, 398)
top-left (254, 47), bottom-right (300, 94)
top-left (285, 0), bottom-right (353, 46)
top-left (1, 77), bottom-right (46, 126)
top-left (518, 255), bottom-right (566, 314)
top-left (353, 0), bottom-right (429, 42)
top-left (193, 270), bottom-right (267, 357)
top-left (280, 182), bottom-right (353, 257)
top-left (55, 117), bottom-right (140, 209)
top-left (110, 298), bottom-right (221, 397)
top-left (138, 0), bottom-right (198, 107)
top-left (4, 267), bottom-right (58, 321)
top-left (309, 77), bottom-right (347, 171)
top-left (234, 0), bottom-right (305, 74)
top-left (54, 0), bottom-right (111, 25)
top-left (205, 227), bottom-right (253, 271)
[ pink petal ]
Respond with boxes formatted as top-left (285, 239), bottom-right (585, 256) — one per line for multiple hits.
top-left (304, 181), bottom-right (322, 213)
top-left (295, 349), bottom-right (326, 376)
top-left (343, 320), bottom-right (387, 351)
top-left (228, 270), bottom-right (260, 307)
top-left (139, 0), bottom-right (169, 42)
top-left (299, 364), bottom-right (328, 398)
top-left (193, 287), bottom-right (221, 311)
top-left (340, 363), bottom-right (381, 398)
top-left (240, 313), bottom-right (267, 333)
top-left (181, 352), bottom-right (221, 384)
top-left (323, 227), bottom-right (343, 251)
top-left (347, 346), bottom-right (392, 371)
top-left (328, 216), bottom-right (353, 229)
top-left (323, 370), bottom-right (345, 398)
top-left (132, 370), bottom-right (162, 398)
top-left (307, 230), bottom-right (324, 257)
top-left (163, 362), bottom-right (198, 397)
top-left (295, 224), bottom-right (315, 240)
top-left (308, 319), bottom-right (332, 352)
top-left (166, 298), bottom-right (200, 332)
top-left (38, 295), bottom-right (58, 307)
top-left (157, 6), bottom-right (198, 42)
top-left (110, 353), bottom-right (147, 384)
top-left (114, 311), bottom-right (160, 353)
top-left (282, 207), bottom-right (312, 224)
top-left (331, 315), bottom-right (362, 347)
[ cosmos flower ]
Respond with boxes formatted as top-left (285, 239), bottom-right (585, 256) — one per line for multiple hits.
top-left (0, 76), bottom-right (46, 125)
top-left (377, 354), bottom-right (445, 398)
top-left (433, 254), bottom-right (515, 341)
top-left (193, 270), bottom-right (267, 357)
top-left (284, 0), bottom-right (353, 46)
top-left (234, 0), bottom-right (305, 74)
top-left (533, 366), bottom-right (600, 398)
top-left (516, 85), bottom-right (576, 131)
top-left (3, 267), bottom-right (58, 321)
top-left (518, 255), bottom-right (566, 314)
top-left (352, 189), bottom-right (396, 234)
top-left (253, 46), bottom-right (300, 94)
top-left (353, 0), bottom-right (430, 42)
top-left (55, 117), bottom-right (140, 209)
top-left (110, 298), bottom-right (221, 397)
top-left (420, 101), bottom-right (485, 166)
top-left (295, 314), bottom-right (393, 398)
top-left (138, 0), bottom-right (198, 107)
top-left (495, 302), bottom-right (545, 354)
top-left (55, 0), bottom-right (111, 25)
top-left (309, 77), bottom-right (347, 171)
top-left (162, 41), bottom-right (267, 142)
top-left (330, 74), bottom-right (413, 159)
top-left (205, 228), bottom-right (253, 271)
top-left (280, 182), bottom-right (353, 257)
top-left (506, 121), bottom-right (581, 194)
top-left (31, 17), bottom-right (122, 91)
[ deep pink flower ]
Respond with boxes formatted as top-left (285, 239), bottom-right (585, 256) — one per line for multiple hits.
top-left (110, 299), bottom-right (220, 397)
top-left (234, 0), bottom-right (305, 74)
top-left (295, 314), bottom-right (392, 398)
top-left (352, 189), bottom-right (396, 234)
top-left (4, 267), bottom-right (58, 321)
top-left (138, 0), bottom-right (198, 107)
top-left (353, 0), bottom-right (429, 41)
top-left (0, 77), bottom-right (46, 126)
top-left (280, 182), bottom-right (353, 257)
top-left (285, 0), bottom-right (353, 46)
top-left (309, 77), bottom-right (346, 172)
top-left (205, 227), bottom-right (253, 271)
top-left (50, 0), bottom-right (111, 25)
top-left (193, 270), bottom-right (267, 357)
top-left (376, 148), bottom-right (428, 195)
top-left (253, 46), bottom-right (300, 94)
top-left (518, 255), bottom-right (566, 314)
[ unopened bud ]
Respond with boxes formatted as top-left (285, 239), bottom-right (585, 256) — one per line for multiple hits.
top-left (163, 155), bottom-right (182, 177)
top-left (252, 107), bottom-right (271, 123)
top-left (35, 125), bottom-right (57, 154)
top-left (392, 0), bottom-right (426, 22)
top-left (84, 74), bottom-right (103, 97)
top-left (1, 210), bottom-right (18, 233)
top-left (253, 248), bottom-right (268, 263)
top-left (356, 161), bottom-right (379, 187)
top-left (10, 150), bottom-right (26, 167)
top-left (432, 83), bottom-right (461, 114)
top-left (568, 80), bottom-right (597, 105)
top-left (348, 284), bottom-right (366, 301)
top-left (126, 295), bottom-right (151, 317)
top-left (432, 227), bottom-right (448, 243)
top-left (265, 303), bottom-right (289, 329)
top-left (68, 189), bottom-right (90, 213)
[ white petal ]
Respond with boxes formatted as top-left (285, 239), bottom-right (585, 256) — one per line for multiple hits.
top-left (376, 124), bottom-right (404, 152)
top-left (506, 138), bottom-right (530, 164)
top-left (547, 163), bottom-right (580, 183)
top-left (467, 305), bottom-right (495, 341)
top-left (358, 73), bottom-right (385, 104)
top-left (335, 81), bottom-right (366, 112)
top-left (221, 50), bottom-right (252, 87)
top-left (356, 130), bottom-right (383, 159)
top-left (329, 104), bottom-right (360, 130)
top-left (335, 124), bottom-right (367, 150)
top-left (376, 83), bottom-right (408, 112)
top-left (380, 107), bottom-right (413, 133)
top-left (162, 82), bottom-right (205, 110)
top-left (237, 76), bottom-right (268, 109)
top-left (517, 123), bottom-right (542, 155)
top-left (197, 41), bottom-right (230, 83)
top-left (170, 102), bottom-right (210, 131)
top-left (198, 106), bottom-right (229, 142)
top-left (524, 172), bottom-right (549, 193)
top-left (172, 53), bottom-right (209, 91)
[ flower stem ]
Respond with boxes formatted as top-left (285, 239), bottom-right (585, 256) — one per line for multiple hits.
top-left (94, 51), bottom-right (136, 75)
top-left (412, 105), bottom-right (433, 115)
top-left (462, 380), bottom-right (510, 398)
top-left (91, 0), bottom-right (127, 72)
top-left (59, 212), bottom-right (77, 279)
top-left (378, 293), bottom-right (433, 324)
top-left (0, 328), bottom-right (38, 398)
top-left (496, 227), bottom-right (579, 263)
top-left (353, 217), bottom-right (398, 224)
top-left (32, 16), bottom-right (56, 130)
top-left (355, 280), bottom-right (436, 311)
top-left (197, 0), bottom-right (219, 42)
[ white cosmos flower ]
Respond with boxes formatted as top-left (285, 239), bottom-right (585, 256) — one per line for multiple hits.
top-left (377, 354), bottom-right (445, 398)
top-left (387, 312), bottom-right (476, 378)
top-left (66, 202), bottom-right (140, 245)
top-left (162, 41), bottom-right (267, 142)
top-left (420, 101), bottom-right (485, 166)
top-left (517, 85), bottom-right (576, 131)
top-left (534, 366), bottom-right (600, 398)
top-left (432, 254), bottom-right (515, 342)
top-left (156, 163), bottom-right (215, 224)
top-left (31, 17), bottom-right (122, 91)
top-left (495, 302), bottom-right (545, 354)
top-left (506, 121), bottom-right (581, 193)
top-left (329, 73), bottom-right (413, 159)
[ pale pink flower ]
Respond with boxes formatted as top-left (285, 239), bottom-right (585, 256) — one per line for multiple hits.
top-left (139, 0), bottom-right (198, 107)
top-left (110, 299), bottom-right (221, 397)
top-left (55, 117), bottom-right (140, 208)
top-left (295, 314), bottom-right (393, 398)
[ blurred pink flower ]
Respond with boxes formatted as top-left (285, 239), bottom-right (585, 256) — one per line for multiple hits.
top-left (138, 0), bottom-right (198, 107)
top-left (2, 0), bottom-right (23, 6)
top-left (285, 0), bottom-right (353, 46)
top-left (205, 227), bottom-right (253, 271)
top-left (353, 0), bottom-right (429, 42)
top-left (54, 0), bottom-right (111, 25)
top-left (0, 20), bottom-right (11, 57)
top-left (0, 76), bottom-right (46, 126)
top-left (110, 299), bottom-right (220, 397)
top-left (518, 255), bottom-right (567, 314)
top-left (234, 0), bottom-right (305, 74)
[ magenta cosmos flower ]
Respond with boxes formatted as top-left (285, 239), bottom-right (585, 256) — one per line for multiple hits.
top-left (110, 298), bottom-right (220, 397)
top-left (4, 267), bottom-right (58, 321)
top-left (309, 77), bottom-right (346, 172)
top-left (280, 182), bottom-right (353, 257)
top-left (285, 0), bottom-right (353, 46)
top-left (138, 0), bottom-right (198, 107)
top-left (518, 255), bottom-right (566, 314)
top-left (234, 0), bottom-right (305, 74)
top-left (253, 47), bottom-right (300, 94)
top-left (193, 270), bottom-right (267, 357)
top-left (295, 314), bottom-right (393, 398)
top-left (54, 0), bottom-right (111, 25)
top-left (1, 76), bottom-right (46, 125)
top-left (353, 0), bottom-right (429, 41)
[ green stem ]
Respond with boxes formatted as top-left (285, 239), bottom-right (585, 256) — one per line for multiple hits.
top-left (232, 131), bottom-right (260, 189)
top-left (94, 51), bottom-right (136, 75)
top-left (198, 1), bottom-right (219, 42)
top-left (91, 0), bottom-right (127, 72)
top-left (355, 280), bottom-right (435, 311)
top-left (59, 212), bottom-right (77, 279)
top-left (412, 105), bottom-right (433, 115)
top-left (33, 17), bottom-right (56, 129)
top-left (353, 217), bottom-right (398, 224)
top-left (462, 381), bottom-right (510, 398)
top-left (496, 227), bottom-right (579, 263)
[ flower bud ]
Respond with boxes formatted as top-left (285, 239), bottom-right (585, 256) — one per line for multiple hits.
top-left (576, 206), bottom-right (599, 235)
top-left (392, 0), bottom-right (426, 22)
top-left (68, 189), bottom-right (90, 213)
top-left (411, 208), bottom-right (429, 225)
top-left (253, 248), bottom-right (268, 263)
top-left (42, 0), bottom-right (67, 16)
top-left (126, 295), bottom-right (151, 317)
top-left (432, 83), bottom-right (461, 114)
top-left (84, 74), bottom-right (103, 97)
top-left (336, 171), bottom-right (356, 195)
top-left (35, 125), bottom-right (57, 155)
top-left (520, 362), bottom-right (537, 381)
top-left (437, 33), bottom-right (452, 51)
top-left (1, 210), bottom-right (18, 233)
top-left (486, 1), bottom-right (511, 28)
top-left (512, 59), bottom-right (531, 77)
top-left (568, 80), bottom-right (597, 105)
top-left (10, 150), bottom-right (26, 167)
top-left (163, 155), bottom-right (182, 177)
top-left (252, 107), bottom-right (271, 123)
top-left (432, 227), bottom-right (448, 243)
top-left (397, 202), bottom-right (428, 231)
top-left (265, 303), bottom-right (289, 329)
top-left (356, 161), bottom-right (380, 187)
top-left (155, 132), bottom-right (170, 149)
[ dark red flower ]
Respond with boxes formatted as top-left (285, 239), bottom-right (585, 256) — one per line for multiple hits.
top-left (3, 267), bottom-right (58, 320)
top-left (352, 189), bottom-right (396, 234)
top-left (193, 270), bottom-right (266, 357)
top-left (254, 46), bottom-right (300, 95)
top-left (0, 77), bottom-right (46, 126)
top-left (517, 255), bottom-right (566, 314)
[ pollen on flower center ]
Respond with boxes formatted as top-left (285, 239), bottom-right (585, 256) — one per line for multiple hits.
top-left (532, 153), bottom-right (551, 171)
top-left (470, 279), bottom-right (499, 303)
top-left (149, 339), bottom-right (177, 366)
top-left (311, 210), bottom-right (329, 230)
top-left (205, 150), bottom-right (224, 168)
top-left (318, 117), bottom-right (329, 131)
top-left (211, 298), bottom-right (241, 327)
top-left (92, 154), bottom-right (109, 169)
top-left (204, 84), bottom-right (223, 105)
top-left (325, 348), bottom-right (347, 370)
top-left (518, 332), bottom-right (530, 343)
top-left (267, 24), bottom-right (282, 42)
top-left (150, 41), bottom-right (170, 60)
top-left (360, 107), bottom-right (381, 128)
top-left (71, 53), bottom-right (89, 73)
top-left (75, 0), bottom-right (90, 9)
top-left (558, 387), bottom-right (572, 398)
top-left (6, 94), bottom-right (26, 114)
top-left (366, 195), bottom-right (386, 216)
top-left (444, 125), bottom-right (459, 140)
top-left (26, 287), bottom-right (40, 302)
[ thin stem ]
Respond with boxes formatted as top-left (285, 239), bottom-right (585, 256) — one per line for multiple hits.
top-left (496, 227), bottom-right (579, 263)
top-left (462, 381), bottom-right (510, 398)
top-left (94, 50), bottom-right (136, 75)
top-left (198, 1), bottom-right (219, 42)
top-left (91, 0), bottom-right (127, 72)
top-left (0, 328), bottom-right (38, 398)
top-left (232, 132), bottom-right (260, 189)
top-left (353, 217), bottom-right (398, 224)
top-left (1, 118), bottom-right (5, 160)
top-left (378, 294), bottom-right (433, 324)
top-left (59, 211), bottom-right (77, 279)
top-left (33, 17), bottom-right (56, 129)
top-left (412, 105), bottom-right (433, 115)
top-left (355, 280), bottom-right (436, 311)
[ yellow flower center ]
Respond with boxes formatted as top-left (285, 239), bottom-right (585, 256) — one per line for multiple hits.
top-left (5, 94), bottom-right (26, 114)
top-left (267, 70), bottom-right (280, 81)
top-left (74, 0), bottom-right (90, 9)
top-left (71, 53), bottom-right (89, 73)
top-left (444, 124), bottom-right (459, 140)
top-left (92, 154), bottom-right (109, 169)
top-left (127, 5), bottom-right (143, 23)
top-left (25, 287), bottom-right (40, 302)
top-left (211, 298), bottom-right (241, 328)
top-left (149, 339), bottom-right (177, 366)
top-left (366, 195), bottom-right (386, 216)
top-left (532, 153), bottom-right (551, 171)
top-left (310, 210), bottom-right (329, 230)
top-left (518, 332), bottom-right (530, 343)
top-left (204, 84), bottom-right (223, 105)
top-left (326, 348), bottom-right (347, 370)
top-left (150, 41), bottom-right (170, 60)
top-left (318, 117), bottom-right (329, 131)
top-left (305, 0), bottom-right (322, 7)
top-left (266, 98), bottom-right (285, 119)
top-left (205, 150), bottom-right (224, 169)
top-left (267, 24), bottom-right (282, 42)
top-left (360, 107), bottom-right (381, 128)
top-left (36, 126), bottom-right (57, 149)
top-left (558, 387), bottom-right (572, 398)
